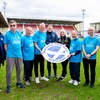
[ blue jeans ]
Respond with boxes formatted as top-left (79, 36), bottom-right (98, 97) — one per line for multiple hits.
top-left (69, 62), bottom-right (80, 82)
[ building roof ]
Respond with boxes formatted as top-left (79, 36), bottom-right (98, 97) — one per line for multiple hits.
top-left (7, 17), bottom-right (82, 25)
top-left (0, 12), bottom-right (8, 28)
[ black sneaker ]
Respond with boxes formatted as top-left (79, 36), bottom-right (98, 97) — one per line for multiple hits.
top-left (90, 83), bottom-right (94, 88)
top-left (54, 74), bottom-right (58, 79)
top-left (6, 84), bottom-right (10, 93)
top-left (48, 74), bottom-right (52, 79)
top-left (57, 77), bottom-right (64, 82)
top-left (16, 83), bottom-right (25, 88)
top-left (83, 82), bottom-right (89, 86)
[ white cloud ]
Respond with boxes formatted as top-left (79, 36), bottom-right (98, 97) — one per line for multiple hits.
top-left (0, 0), bottom-right (100, 24)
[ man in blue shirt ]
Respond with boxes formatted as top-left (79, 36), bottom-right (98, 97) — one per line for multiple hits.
top-left (22, 26), bottom-right (34, 86)
top-left (33, 23), bottom-right (49, 84)
top-left (4, 20), bottom-right (25, 93)
top-left (82, 27), bottom-right (99, 88)
top-left (45, 24), bottom-right (58, 79)
top-left (68, 30), bottom-right (82, 86)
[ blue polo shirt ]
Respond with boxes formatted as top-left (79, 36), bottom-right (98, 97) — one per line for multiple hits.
top-left (83, 36), bottom-right (99, 59)
top-left (22, 35), bottom-right (34, 60)
top-left (33, 30), bottom-right (46, 54)
top-left (69, 38), bottom-right (82, 62)
top-left (3, 30), bottom-right (22, 58)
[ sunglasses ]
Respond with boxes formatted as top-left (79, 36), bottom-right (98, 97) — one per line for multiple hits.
top-left (10, 24), bottom-right (16, 27)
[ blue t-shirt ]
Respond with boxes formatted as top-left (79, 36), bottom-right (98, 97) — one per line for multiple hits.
top-left (83, 36), bottom-right (99, 59)
top-left (22, 35), bottom-right (34, 60)
top-left (33, 30), bottom-right (46, 54)
top-left (69, 38), bottom-right (82, 62)
top-left (3, 30), bottom-right (22, 58)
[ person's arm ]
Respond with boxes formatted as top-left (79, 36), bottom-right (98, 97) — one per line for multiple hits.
top-left (70, 50), bottom-right (81, 56)
top-left (55, 33), bottom-right (58, 42)
top-left (82, 45), bottom-right (87, 57)
top-left (66, 37), bottom-right (71, 48)
top-left (90, 46), bottom-right (99, 56)
top-left (4, 44), bottom-right (7, 51)
top-left (34, 42), bottom-right (42, 54)
top-left (82, 45), bottom-right (91, 60)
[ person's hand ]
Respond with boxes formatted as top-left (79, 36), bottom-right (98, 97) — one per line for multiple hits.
top-left (85, 54), bottom-right (91, 60)
top-left (67, 54), bottom-right (71, 58)
top-left (40, 51), bottom-right (44, 55)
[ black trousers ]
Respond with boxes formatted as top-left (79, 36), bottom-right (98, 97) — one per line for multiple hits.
top-left (83, 58), bottom-right (96, 84)
top-left (23, 60), bottom-right (34, 81)
top-left (69, 62), bottom-right (80, 82)
top-left (47, 61), bottom-right (57, 75)
top-left (34, 55), bottom-right (44, 77)
top-left (61, 60), bottom-right (69, 77)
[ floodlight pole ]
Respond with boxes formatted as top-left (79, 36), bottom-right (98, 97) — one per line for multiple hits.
top-left (3, 2), bottom-right (7, 18)
top-left (81, 9), bottom-right (86, 37)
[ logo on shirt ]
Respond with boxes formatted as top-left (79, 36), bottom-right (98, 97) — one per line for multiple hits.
top-left (42, 43), bottom-right (69, 63)
top-left (86, 41), bottom-right (94, 47)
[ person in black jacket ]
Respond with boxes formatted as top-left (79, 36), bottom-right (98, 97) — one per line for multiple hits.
top-left (0, 32), bottom-right (5, 67)
top-left (0, 32), bottom-right (6, 92)
top-left (45, 24), bottom-right (58, 79)
top-left (57, 29), bottom-right (71, 82)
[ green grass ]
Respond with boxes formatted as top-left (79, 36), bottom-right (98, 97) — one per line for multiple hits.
top-left (0, 51), bottom-right (100, 100)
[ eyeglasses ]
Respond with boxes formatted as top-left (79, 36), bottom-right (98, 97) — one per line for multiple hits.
top-left (10, 24), bottom-right (16, 27)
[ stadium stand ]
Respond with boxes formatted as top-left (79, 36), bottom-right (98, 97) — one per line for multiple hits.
top-left (6, 17), bottom-right (82, 36)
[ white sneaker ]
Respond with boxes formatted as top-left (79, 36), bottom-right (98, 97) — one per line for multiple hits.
top-left (25, 81), bottom-right (30, 86)
top-left (68, 79), bottom-right (74, 84)
top-left (36, 77), bottom-right (40, 84)
top-left (29, 77), bottom-right (34, 82)
top-left (41, 76), bottom-right (49, 81)
top-left (73, 80), bottom-right (79, 86)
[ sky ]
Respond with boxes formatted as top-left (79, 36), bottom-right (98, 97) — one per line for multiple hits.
top-left (0, 0), bottom-right (100, 29)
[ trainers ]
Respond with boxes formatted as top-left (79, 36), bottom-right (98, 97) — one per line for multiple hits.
top-left (29, 77), bottom-right (34, 82)
top-left (16, 83), bottom-right (25, 88)
top-left (25, 81), bottom-right (30, 86)
top-left (57, 77), bottom-right (64, 82)
top-left (6, 84), bottom-right (10, 93)
top-left (68, 79), bottom-right (74, 84)
top-left (83, 82), bottom-right (89, 86)
top-left (63, 75), bottom-right (67, 79)
top-left (54, 74), bottom-right (58, 79)
top-left (90, 83), bottom-right (94, 88)
top-left (41, 76), bottom-right (49, 81)
top-left (48, 74), bottom-right (52, 79)
top-left (73, 80), bottom-right (79, 86)
top-left (36, 77), bottom-right (40, 84)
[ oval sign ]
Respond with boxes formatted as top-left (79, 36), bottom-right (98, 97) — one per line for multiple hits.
top-left (42, 43), bottom-right (69, 63)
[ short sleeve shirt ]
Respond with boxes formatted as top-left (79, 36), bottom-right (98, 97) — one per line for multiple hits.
top-left (22, 35), bottom-right (34, 60)
top-left (33, 30), bottom-right (46, 54)
top-left (3, 30), bottom-right (22, 58)
top-left (69, 38), bottom-right (82, 62)
top-left (83, 36), bottom-right (99, 59)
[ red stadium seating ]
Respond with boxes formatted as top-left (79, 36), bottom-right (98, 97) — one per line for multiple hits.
top-left (17, 24), bottom-right (74, 36)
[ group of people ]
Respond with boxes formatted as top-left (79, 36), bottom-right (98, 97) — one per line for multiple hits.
top-left (0, 20), bottom-right (100, 93)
